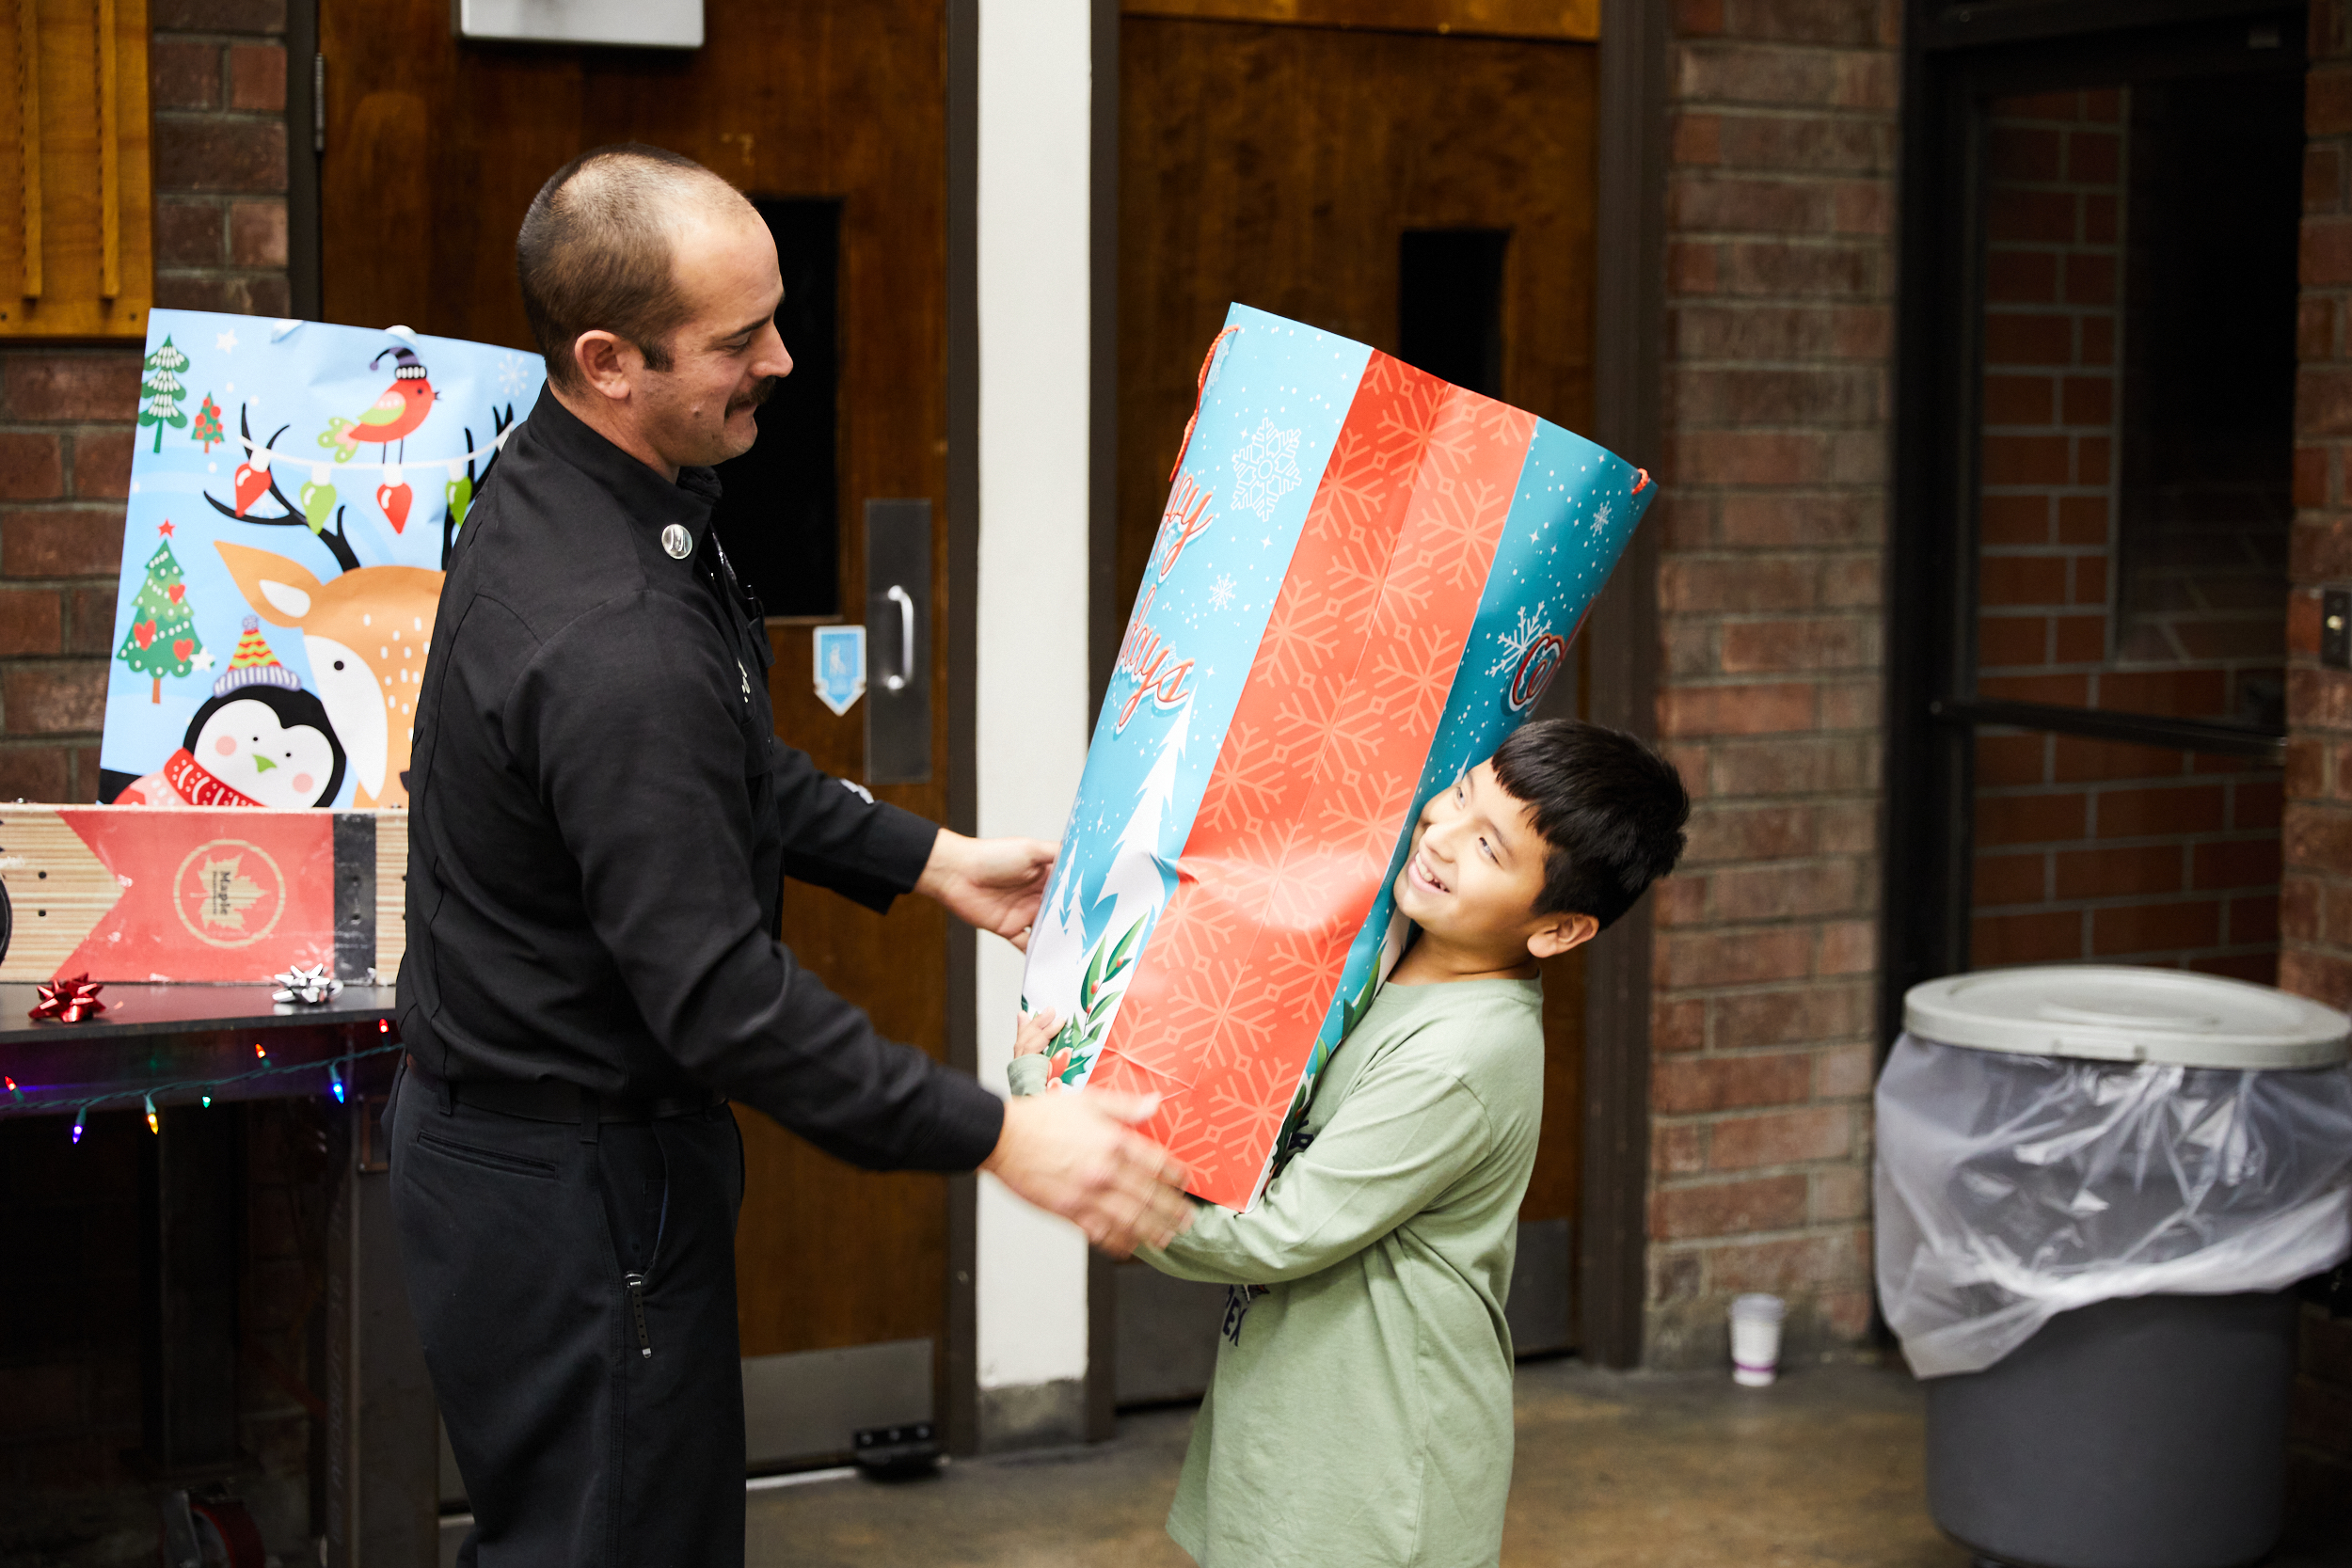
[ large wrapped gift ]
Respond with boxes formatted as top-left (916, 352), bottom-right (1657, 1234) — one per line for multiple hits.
top-left (1020, 304), bottom-right (1653, 1208)
top-left (101, 309), bottom-right (545, 810)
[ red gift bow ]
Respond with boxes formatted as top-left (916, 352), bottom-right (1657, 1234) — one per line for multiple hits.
top-left (30, 974), bottom-right (106, 1023)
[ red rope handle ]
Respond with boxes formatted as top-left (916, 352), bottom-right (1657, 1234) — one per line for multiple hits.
top-left (1168, 325), bottom-right (1242, 483)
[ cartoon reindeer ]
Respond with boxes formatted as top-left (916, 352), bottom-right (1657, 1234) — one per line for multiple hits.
top-left (215, 541), bottom-right (442, 809)
top-left (192, 368), bottom-right (516, 810)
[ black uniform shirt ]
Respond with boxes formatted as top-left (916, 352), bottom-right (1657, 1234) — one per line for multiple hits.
top-left (397, 388), bottom-right (1004, 1172)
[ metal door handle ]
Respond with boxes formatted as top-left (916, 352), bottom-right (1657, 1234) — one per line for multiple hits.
top-left (885, 584), bottom-right (914, 692)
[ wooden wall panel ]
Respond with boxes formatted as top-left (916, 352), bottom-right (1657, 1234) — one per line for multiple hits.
top-left (0, 0), bottom-right (153, 337)
top-left (1126, 0), bottom-right (1599, 41)
top-left (1119, 19), bottom-right (1597, 610)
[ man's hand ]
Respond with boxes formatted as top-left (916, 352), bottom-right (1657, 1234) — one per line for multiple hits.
top-left (918, 830), bottom-right (1057, 950)
top-left (982, 1090), bottom-right (1194, 1257)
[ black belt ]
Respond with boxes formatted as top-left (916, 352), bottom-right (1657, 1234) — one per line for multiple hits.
top-left (405, 1054), bottom-right (725, 1124)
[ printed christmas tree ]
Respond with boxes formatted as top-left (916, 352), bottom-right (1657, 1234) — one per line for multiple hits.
top-left (139, 338), bottom-right (190, 452)
top-left (191, 391), bottom-right (225, 453)
top-left (117, 524), bottom-right (205, 703)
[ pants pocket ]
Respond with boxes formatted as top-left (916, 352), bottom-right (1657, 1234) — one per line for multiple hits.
top-left (416, 1128), bottom-right (559, 1180)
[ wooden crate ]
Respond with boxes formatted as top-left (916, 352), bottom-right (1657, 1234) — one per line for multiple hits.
top-left (0, 805), bottom-right (406, 982)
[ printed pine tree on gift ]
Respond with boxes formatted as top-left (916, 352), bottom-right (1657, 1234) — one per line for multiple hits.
top-left (116, 524), bottom-right (205, 703)
top-left (190, 391), bottom-right (225, 453)
top-left (139, 338), bottom-right (191, 452)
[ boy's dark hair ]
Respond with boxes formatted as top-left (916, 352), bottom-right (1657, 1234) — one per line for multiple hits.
top-left (1489, 719), bottom-right (1690, 928)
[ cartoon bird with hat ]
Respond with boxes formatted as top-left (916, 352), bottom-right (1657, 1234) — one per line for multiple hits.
top-left (319, 334), bottom-right (437, 533)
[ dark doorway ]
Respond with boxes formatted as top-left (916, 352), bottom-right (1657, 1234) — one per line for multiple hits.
top-left (1398, 229), bottom-right (1510, 397)
top-left (710, 198), bottom-right (842, 617)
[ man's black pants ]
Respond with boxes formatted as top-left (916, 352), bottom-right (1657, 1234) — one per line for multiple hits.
top-left (387, 1061), bottom-right (748, 1567)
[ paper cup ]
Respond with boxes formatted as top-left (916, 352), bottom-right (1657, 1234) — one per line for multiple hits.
top-left (1729, 1292), bottom-right (1786, 1386)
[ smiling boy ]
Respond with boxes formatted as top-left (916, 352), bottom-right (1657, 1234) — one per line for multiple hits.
top-left (1013, 718), bottom-right (1690, 1567)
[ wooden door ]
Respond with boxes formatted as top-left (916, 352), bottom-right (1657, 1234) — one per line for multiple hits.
top-left (320, 0), bottom-right (957, 1465)
top-left (1111, 15), bottom-right (1598, 1400)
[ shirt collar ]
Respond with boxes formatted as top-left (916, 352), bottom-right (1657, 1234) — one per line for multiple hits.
top-left (523, 385), bottom-right (722, 536)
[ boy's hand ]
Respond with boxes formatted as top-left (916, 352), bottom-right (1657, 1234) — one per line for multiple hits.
top-left (1014, 1007), bottom-right (1057, 1057)
top-left (983, 1088), bottom-right (1194, 1257)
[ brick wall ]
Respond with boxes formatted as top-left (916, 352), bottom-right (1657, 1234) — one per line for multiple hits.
top-left (0, 0), bottom-right (288, 802)
top-left (2283, 0), bottom-right (2352, 1520)
top-left (0, 1), bottom-right (304, 1557)
top-left (1645, 0), bottom-right (1897, 1366)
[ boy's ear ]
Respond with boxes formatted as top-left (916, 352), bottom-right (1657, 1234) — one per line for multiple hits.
top-left (1526, 911), bottom-right (1599, 961)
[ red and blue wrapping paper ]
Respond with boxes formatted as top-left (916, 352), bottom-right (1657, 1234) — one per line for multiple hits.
top-left (1018, 304), bottom-right (1652, 1210)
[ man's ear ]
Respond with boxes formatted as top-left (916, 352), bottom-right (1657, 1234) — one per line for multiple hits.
top-left (571, 330), bottom-right (641, 401)
top-left (1526, 911), bottom-right (1599, 961)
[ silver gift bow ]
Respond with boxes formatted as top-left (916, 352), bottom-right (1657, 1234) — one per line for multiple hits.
top-left (272, 963), bottom-right (342, 1006)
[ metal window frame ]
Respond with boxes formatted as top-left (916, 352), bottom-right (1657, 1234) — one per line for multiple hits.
top-left (1881, 0), bottom-right (2309, 1049)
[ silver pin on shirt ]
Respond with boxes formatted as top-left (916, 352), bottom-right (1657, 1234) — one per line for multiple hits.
top-left (661, 524), bottom-right (692, 560)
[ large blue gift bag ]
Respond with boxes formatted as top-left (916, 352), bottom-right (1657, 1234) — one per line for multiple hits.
top-left (1020, 305), bottom-right (1651, 1208)
top-left (102, 310), bottom-right (543, 810)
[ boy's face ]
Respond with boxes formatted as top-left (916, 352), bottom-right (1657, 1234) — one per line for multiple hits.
top-left (1393, 761), bottom-right (1593, 961)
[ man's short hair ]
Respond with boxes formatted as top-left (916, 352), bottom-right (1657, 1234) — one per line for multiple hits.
top-left (516, 144), bottom-right (746, 393)
top-left (1489, 719), bottom-right (1691, 928)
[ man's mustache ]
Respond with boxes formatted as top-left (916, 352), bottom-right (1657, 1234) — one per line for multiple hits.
top-left (733, 376), bottom-right (784, 412)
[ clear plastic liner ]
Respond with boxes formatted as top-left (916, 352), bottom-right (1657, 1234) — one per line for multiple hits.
top-left (1874, 1032), bottom-right (2352, 1378)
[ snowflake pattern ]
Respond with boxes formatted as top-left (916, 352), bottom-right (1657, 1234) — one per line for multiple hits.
top-left (1486, 600), bottom-right (1553, 678)
top-left (498, 353), bottom-right (533, 397)
top-left (1591, 499), bottom-right (1613, 536)
top-left (1207, 574), bottom-right (1237, 611)
top-left (1230, 418), bottom-right (1304, 522)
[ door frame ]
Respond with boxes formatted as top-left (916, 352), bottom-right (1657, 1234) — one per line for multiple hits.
top-left (952, 0), bottom-right (1674, 1386)
top-left (1578, 0), bottom-right (1671, 1371)
top-left (1882, 0), bottom-right (2308, 1048)
top-left (953, 0), bottom-right (1675, 1385)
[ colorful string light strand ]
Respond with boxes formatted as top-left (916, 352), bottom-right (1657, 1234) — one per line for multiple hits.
top-left (11, 1022), bottom-right (403, 1142)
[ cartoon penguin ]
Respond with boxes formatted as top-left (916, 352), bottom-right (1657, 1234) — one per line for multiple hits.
top-left (118, 618), bottom-right (347, 809)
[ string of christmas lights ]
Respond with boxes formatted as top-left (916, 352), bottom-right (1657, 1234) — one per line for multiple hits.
top-left (6, 1021), bottom-right (402, 1142)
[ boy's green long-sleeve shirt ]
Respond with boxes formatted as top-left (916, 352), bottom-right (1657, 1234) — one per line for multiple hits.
top-left (1011, 975), bottom-right (1545, 1567)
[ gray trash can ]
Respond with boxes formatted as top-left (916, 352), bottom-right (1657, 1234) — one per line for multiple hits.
top-left (1876, 966), bottom-right (2352, 1568)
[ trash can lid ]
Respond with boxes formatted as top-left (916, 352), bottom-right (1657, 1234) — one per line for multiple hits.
top-left (1904, 966), bottom-right (2350, 1069)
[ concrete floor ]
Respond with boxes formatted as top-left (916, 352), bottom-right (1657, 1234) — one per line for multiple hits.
top-left (735, 1357), bottom-right (2352, 1568)
top-left (429, 1355), bottom-right (2350, 1567)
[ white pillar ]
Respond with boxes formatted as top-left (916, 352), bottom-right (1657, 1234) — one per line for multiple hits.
top-left (973, 0), bottom-right (1096, 1448)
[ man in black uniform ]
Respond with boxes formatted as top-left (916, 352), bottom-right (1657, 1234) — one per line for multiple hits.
top-left (389, 145), bottom-right (1190, 1566)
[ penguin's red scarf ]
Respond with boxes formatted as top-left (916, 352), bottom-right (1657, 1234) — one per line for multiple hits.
top-left (163, 748), bottom-right (262, 809)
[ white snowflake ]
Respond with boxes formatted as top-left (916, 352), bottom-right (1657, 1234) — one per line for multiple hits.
top-left (1590, 499), bottom-right (1613, 536)
top-left (498, 353), bottom-right (532, 396)
top-left (1207, 575), bottom-right (1237, 612)
top-left (1486, 601), bottom-right (1552, 678)
top-left (1230, 418), bottom-right (1304, 522)
top-left (215, 329), bottom-right (239, 353)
